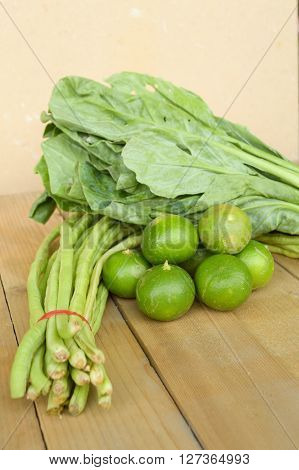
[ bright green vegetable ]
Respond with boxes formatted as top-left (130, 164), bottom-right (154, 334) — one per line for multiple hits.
top-left (261, 245), bottom-right (299, 258)
top-left (180, 247), bottom-right (212, 276)
top-left (56, 223), bottom-right (74, 339)
top-left (29, 345), bottom-right (51, 396)
top-left (52, 376), bottom-right (70, 396)
top-left (194, 254), bottom-right (252, 311)
top-left (257, 233), bottom-right (299, 258)
top-left (84, 233), bottom-right (142, 319)
top-left (90, 284), bottom-right (109, 335)
top-left (31, 72), bottom-right (299, 240)
top-left (103, 249), bottom-right (149, 298)
top-left (29, 191), bottom-right (56, 224)
top-left (69, 217), bottom-right (115, 334)
top-left (10, 225), bottom-right (60, 398)
top-left (96, 366), bottom-right (113, 407)
top-left (90, 363), bottom-right (104, 386)
top-left (75, 327), bottom-right (105, 364)
top-left (11, 213), bottom-right (116, 414)
top-left (45, 349), bottom-right (68, 379)
top-left (47, 378), bottom-right (72, 414)
top-left (65, 337), bottom-right (87, 370)
top-left (70, 367), bottom-right (90, 386)
top-left (39, 250), bottom-right (58, 299)
top-left (136, 261), bottom-right (195, 321)
top-left (198, 204), bottom-right (252, 254)
top-left (27, 225), bottom-right (60, 326)
top-left (45, 255), bottom-right (70, 362)
top-left (10, 322), bottom-right (47, 399)
top-left (26, 384), bottom-right (40, 401)
top-left (237, 240), bottom-right (274, 289)
top-left (69, 384), bottom-right (90, 416)
top-left (141, 214), bottom-right (199, 264)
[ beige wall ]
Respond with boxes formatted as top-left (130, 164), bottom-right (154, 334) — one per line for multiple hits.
top-left (1, 0), bottom-right (298, 195)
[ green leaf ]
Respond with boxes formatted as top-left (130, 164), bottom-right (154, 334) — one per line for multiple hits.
top-left (79, 162), bottom-right (123, 210)
top-left (215, 116), bottom-right (286, 160)
top-left (35, 72), bottom-right (299, 241)
top-left (49, 75), bottom-right (215, 141)
top-left (29, 191), bottom-right (56, 224)
top-left (107, 71), bottom-right (217, 129)
top-left (42, 134), bottom-right (88, 202)
top-left (122, 131), bottom-right (254, 198)
top-left (35, 155), bottom-right (89, 214)
top-left (232, 196), bottom-right (299, 237)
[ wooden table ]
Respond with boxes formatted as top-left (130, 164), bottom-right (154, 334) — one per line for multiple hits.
top-left (1, 193), bottom-right (299, 450)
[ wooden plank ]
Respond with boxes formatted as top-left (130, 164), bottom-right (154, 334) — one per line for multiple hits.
top-left (274, 254), bottom-right (299, 281)
top-left (0, 193), bottom-right (199, 450)
top-left (0, 280), bottom-right (45, 449)
top-left (115, 261), bottom-right (299, 450)
top-left (235, 262), bottom-right (299, 380)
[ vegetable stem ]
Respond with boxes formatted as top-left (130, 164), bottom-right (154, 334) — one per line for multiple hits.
top-left (85, 234), bottom-right (142, 320)
top-left (70, 367), bottom-right (90, 386)
top-left (27, 225), bottom-right (60, 326)
top-left (45, 255), bottom-right (70, 362)
top-left (56, 222), bottom-right (74, 339)
top-left (45, 350), bottom-right (68, 379)
top-left (75, 327), bottom-right (105, 364)
top-left (10, 322), bottom-right (46, 398)
top-left (213, 140), bottom-right (299, 188)
top-left (29, 345), bottom-right (51, 396)
top-left (90, 363), bottom-right (104, 386)
top-left (69, 217), bottom-right (114, 333)
top-left (90, 284), bottom-right (109, 335)
top-left (65, 337), bottom-right (87, 369)
top-left (68, 384), bottom-right (90, 416)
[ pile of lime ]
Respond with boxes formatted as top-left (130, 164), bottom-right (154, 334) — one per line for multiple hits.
top-left (102, 205), bottom-right (274, 321)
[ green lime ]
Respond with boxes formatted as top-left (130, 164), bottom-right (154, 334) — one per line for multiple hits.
top-left (103, 249), bottom-right (150, 298)
top-left (194, 254), bottom-right (252, 311)
top-left (141, 214), bottom-right (199, 264)
top-left (198, 204), bottom-right (252, 254)
top-left (237, 240), bottom-right (274, 289)
top-left (136, 261), bottom-right (195, 321)
top-left (180, 247), bottom-right (213, 276)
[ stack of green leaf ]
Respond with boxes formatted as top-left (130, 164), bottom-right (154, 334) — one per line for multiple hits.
top-left (32, 72), bottom-right (299, 255)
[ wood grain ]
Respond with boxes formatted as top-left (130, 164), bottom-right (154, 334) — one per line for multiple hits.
top-left (235, 262), bottom-right (299, 380)
top-left (115, 295), bottom-right (299, 450)
top-left (0, 193), bottom-right (199, 450)
top-left (0, 280), bottom-right (45, 449)
top-left (2, 192), bottom-right (299, 450)
top-left (115, 255), bottom-right (299, 450)
top-left (274, 253), bottom-right (299, 281)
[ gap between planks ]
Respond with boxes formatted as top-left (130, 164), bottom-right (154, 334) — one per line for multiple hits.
top-left (110, 296), bottom-right (204, 449)
top-left (0, 276), bottom-right (49, 450)
top-left (115, 280), bottom-right (299, 450)
top-left (114, 262), bottom-right (299, 450)
top-left (274, 254), bottom-right (299, 281)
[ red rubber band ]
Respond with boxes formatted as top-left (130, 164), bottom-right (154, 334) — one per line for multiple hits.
top-left (38, 310), bottom-right (92, 330)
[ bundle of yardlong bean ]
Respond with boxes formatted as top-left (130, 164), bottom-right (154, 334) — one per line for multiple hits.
top-left (10, 214), bottom-right (141, 415)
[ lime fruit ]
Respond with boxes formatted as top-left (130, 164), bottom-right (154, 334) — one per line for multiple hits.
top-left (141, 214), bottom-right (198, 264)
top-left (180, 247), bottom-right (213, 276)
top-left (237, 240), bottom-right (274, 289)
top-left (198, 204), bottom-right (252, 254)
top-left (103, 249), bottom-right (150, 298)
top-left (194, 254), bottom-right (252, 311)
top-left (136, 261), bottom-right (195, 321)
